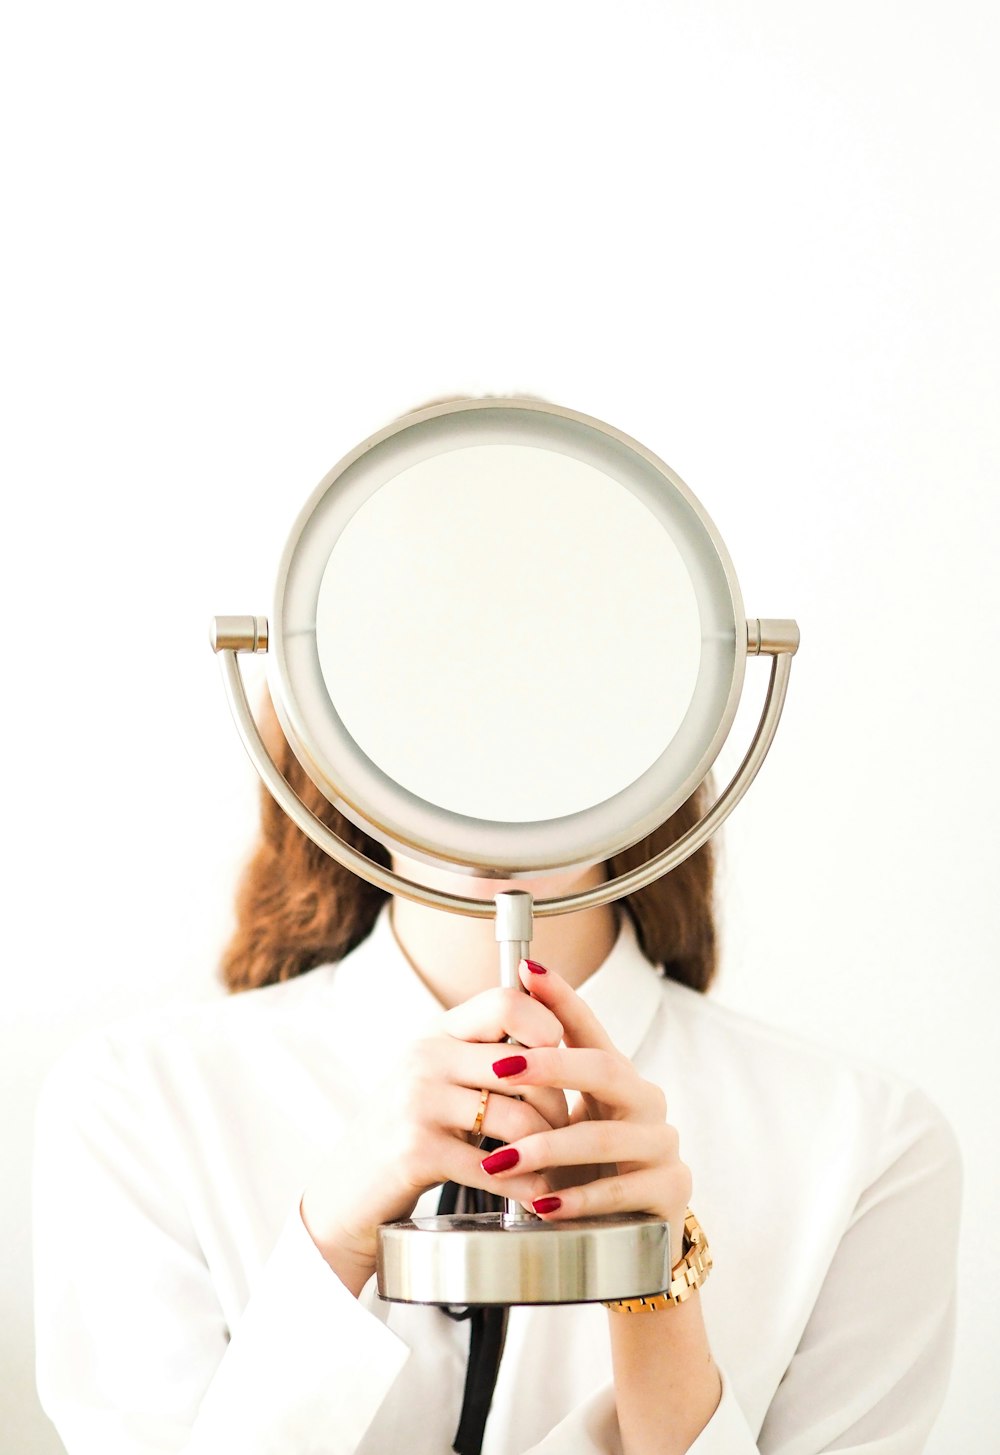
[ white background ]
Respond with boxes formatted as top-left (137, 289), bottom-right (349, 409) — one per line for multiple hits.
top-left (2, 3), bottom-right (997, 1450)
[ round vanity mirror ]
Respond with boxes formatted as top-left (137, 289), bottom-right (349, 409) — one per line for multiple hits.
top-left (210, 394), bottom-right (799, 1309)
top-left (270, 398), bottom-right (746, 875)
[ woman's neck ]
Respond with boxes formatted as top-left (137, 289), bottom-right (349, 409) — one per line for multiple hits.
top-left (388, 855), bottom-right (620, 1010)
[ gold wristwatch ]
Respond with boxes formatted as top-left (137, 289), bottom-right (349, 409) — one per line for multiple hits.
top-left (602, 1209), bottom-right (712, 1312)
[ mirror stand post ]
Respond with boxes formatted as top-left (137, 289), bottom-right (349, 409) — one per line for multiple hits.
top-left (494, 891), bottom-right (536, 1227)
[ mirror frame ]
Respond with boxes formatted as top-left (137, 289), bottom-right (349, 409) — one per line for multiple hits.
top-left (268, 397), bottom-right (748, 875)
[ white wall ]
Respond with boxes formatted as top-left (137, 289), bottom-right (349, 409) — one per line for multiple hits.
top-left (3, 3), bottom-right (997, 1449)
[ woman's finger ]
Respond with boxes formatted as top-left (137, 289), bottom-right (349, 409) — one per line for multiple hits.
top-left (489, 1044), bottom-right (644, 1114)
top-left (504, 1084), bottom-right (570, 1134)
top-left (479, 1119), bottom-right (677, 1175)
top-left (391, 1125), bottom-right (553, 1204)
top-left (428, 1083), bottom-right (562, 1145)
top-left (526, 1164), bottom-right (692, 1224)
top-left (517, 956), bottom-right (618, 1052)
top-left (440, 1134), bottom-right (554, 1208)
top-left (440, 985), bottom-right (564, 1049)
top-left (404, 1036), bottom-right (570, 1136)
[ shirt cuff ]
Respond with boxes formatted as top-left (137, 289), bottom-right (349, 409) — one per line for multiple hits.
top-left (686, 1367), bottom-right (758, 1453)
top-left (525, 1364), bottom-right (755, 1455)
top-left (189, 1201), bottom-right (411, 1455)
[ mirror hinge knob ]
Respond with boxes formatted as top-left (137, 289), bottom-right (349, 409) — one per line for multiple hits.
top-left (210, 615), bottom-right (269, 653)
top-left (747, 618), bottom-right (799, 656)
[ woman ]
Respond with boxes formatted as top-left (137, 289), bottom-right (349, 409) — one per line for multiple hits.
top-left (34, 695), bottom-right (960, 1455)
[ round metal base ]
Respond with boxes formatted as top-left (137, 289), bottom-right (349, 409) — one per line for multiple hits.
top-left (376, 1212), bottom-right (673, 1306)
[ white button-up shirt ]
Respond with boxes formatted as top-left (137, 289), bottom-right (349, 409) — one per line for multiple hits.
top-left (33, 904), bottom-right (960, 1454)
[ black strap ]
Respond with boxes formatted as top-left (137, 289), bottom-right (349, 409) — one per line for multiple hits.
top-left (437, 1137), bottom-right (509, 1455)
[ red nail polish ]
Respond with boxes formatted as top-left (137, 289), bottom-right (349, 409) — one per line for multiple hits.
top-left (524, 959), bottom-right (547, 975)
top-left (493, 1054), bottom-right (527, 1078)
top-left (532, 1196), bottom-right (562, 1214)
top-left (481, 1147), bottom-right (519, 1173)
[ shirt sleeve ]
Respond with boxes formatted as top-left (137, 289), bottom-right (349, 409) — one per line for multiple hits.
top-left (33, 1034), bottom-right (411, 1455)
top-left (523, 1086), bottom-right (961, 1455)
top-left (742, 1086), bottom-right (962, 1455)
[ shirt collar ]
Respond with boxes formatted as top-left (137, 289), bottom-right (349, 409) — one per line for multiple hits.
top-left (573, 908), bottom-right (665, 1061)
top-left (331, 900), bottom-right (664, 1063)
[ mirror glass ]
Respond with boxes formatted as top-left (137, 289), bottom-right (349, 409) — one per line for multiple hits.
top-left (316, 444), bottom-right (701, 822)
top-left (272, 402), bottom-right (744, 874)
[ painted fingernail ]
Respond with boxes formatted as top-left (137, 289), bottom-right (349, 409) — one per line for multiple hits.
top-left (481, 1147), bottom-right (519, 1173)
top-left (524, 959), bottom-right (547, 975)
top-left (532, 1196), bottom-right (562, 1214)
top-left (493, 1054), bottom-right (527, 1078)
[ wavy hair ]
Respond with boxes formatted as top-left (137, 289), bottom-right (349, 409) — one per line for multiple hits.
top-left (221, 689), bottom-right (717, 994)
top-left (221, 393), bottom-right (718, 994)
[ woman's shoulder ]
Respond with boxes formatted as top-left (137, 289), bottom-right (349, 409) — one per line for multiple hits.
top-left (38, 962), bottom-right (339, 1115)
top-left (651, 973), bottom-right (958, 1171)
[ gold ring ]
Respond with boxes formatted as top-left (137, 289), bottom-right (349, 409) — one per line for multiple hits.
top-left (471, 1088), bottom-right (490, 1138)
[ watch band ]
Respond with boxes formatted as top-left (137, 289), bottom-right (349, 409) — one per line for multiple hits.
top-left (602, 1209), bottom-right (712, 1312)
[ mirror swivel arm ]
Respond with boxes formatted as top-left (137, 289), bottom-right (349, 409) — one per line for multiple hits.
top-left (213, 622), bottom-right (797, 920)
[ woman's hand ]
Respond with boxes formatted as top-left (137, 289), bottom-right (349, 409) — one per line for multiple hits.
top-left (477, 957), bottom-right (691, 1262)
top-left (489, 959), bottom-right (720, 1454)
top-left (300, 985), bottom-right (570, 1294)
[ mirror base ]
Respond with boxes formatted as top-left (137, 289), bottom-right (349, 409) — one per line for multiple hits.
top-left (376, 1211), bottom-right (672, 1306)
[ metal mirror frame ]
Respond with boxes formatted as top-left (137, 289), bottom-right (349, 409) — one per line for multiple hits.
top-left (213, 620), bottom-right (797, 920)
top-left (258, 398), bottom-right (760, 876)
top-left (210, 396), bottom-right (799, 919)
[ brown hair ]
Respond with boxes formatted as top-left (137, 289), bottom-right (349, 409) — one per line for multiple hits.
top-left (221, 391), bottom-right (717, 995)
top-left (221, 689), bottom-right (717, 994)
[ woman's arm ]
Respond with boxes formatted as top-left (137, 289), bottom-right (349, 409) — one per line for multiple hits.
top-left (606, 1292), bottom-right (721, 1455)
top-left (32, 1031), bottom-right (410, 1455)
top-left (749, 1085), bottom-right (961, 1453)
top-left (33, 981), bottom-right (569, 1455)
top-left (484, 957), bottom-right (723, 1453)
top-left (484, 961), bottom-right (961, 1455)
top-left (624, 1088), bottom-right (959, 1454)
